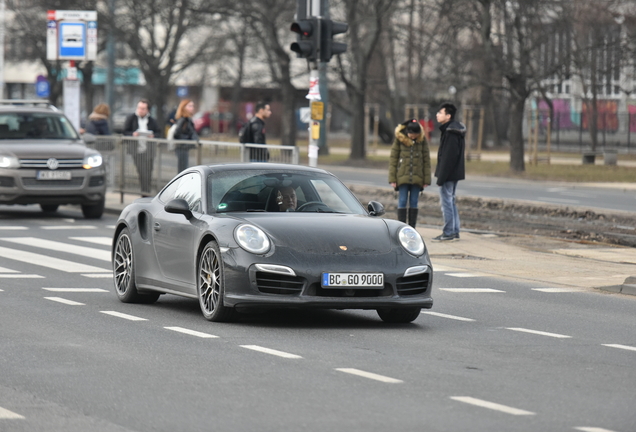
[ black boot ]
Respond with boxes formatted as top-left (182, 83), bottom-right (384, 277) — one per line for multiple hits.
top-left (397, 208), bottom-right (407, 223)
top-left (408, 208), bottom-right (419, 228)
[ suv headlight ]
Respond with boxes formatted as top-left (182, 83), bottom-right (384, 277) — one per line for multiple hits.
top-left (235, 224), bottom-right (270, 254)
top-left (398, 226), bottom-right (425, 256)
top-left (0, 155), bottom-right (19, 169)
top-left (83, 153), bottom-right (103, 169)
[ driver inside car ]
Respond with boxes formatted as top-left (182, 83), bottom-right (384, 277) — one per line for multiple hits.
top-left (277, 185), bottom-right (297, 212)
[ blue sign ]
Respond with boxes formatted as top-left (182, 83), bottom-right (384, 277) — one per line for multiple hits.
top-left (177, 86), bottom-right (189, 98)
top-left (35, 76), bottom-right (50, 98)
top-left (59, 22), bottom-right (86, 58)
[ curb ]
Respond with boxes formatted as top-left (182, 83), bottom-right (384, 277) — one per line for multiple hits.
top-left (598, 276), bottom-right (636, 296)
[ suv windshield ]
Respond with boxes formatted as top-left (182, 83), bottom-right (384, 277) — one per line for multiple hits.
top-left (0, 113), bottom-right (79, 140)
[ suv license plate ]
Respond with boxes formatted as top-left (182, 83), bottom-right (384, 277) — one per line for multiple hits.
top-left (321, 273), bottom-right (384, 288)
top-left (37, 171), bottom-right (72, 180)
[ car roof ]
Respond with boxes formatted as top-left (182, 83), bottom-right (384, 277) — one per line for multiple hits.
top-left (202, 163), bottom-right (332, 175)
top-left (0, 100), bottom-right (59, 113)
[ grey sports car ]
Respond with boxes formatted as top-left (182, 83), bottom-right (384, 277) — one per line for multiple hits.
top-left (112, 163), bottom-right (433, 323)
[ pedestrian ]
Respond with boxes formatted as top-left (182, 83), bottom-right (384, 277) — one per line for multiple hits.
top-left (123, 99), bottom-right (162, 196)
top-left (84, 103), bottom-right (111, 135)
top-left (388, 118), bottom-right (431, 228)
top-left (433, 102), bottom-right (466, 241)
top-left (172, 99), bottom-right (199, 172)
top-left (242, 101), bottom-right (271, 162)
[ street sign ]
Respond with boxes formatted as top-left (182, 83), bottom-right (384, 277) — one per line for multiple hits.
top-left (311, 101), bottom-right (324, 120)
top-left (35, 76), bottom-right (50, 98)
top-left (47, 10), bottom-right (97, 61)
top-left (299, 107), bottom-right (311, 124)
top-left (177, 86), bottom-right (189, 98)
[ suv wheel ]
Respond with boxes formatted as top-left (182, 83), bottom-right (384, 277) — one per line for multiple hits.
top-left (82, 197), bottom-right (105, 219)
top-left (40, 204), bottom-right (59, 213)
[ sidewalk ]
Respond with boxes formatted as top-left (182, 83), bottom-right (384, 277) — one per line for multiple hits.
top-left (105, 191), bottom-right (636, 296)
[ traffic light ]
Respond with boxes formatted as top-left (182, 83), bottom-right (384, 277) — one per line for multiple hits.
top-left (290, 18), bottom-right (320, 61)
top-left (320, 19), bottom-right (348, 62)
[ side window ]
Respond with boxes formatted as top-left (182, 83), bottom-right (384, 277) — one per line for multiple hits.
top-left (159, 172), bottom-right (202, 213)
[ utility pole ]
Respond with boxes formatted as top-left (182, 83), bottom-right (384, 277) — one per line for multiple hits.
top-left (105, 0), bottom-right (116, 115)
top-left (0, 0), bottom-right (5, 100)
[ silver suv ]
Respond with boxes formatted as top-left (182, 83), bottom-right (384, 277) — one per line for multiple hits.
top-left (0, 100), bottom-right (106, 218)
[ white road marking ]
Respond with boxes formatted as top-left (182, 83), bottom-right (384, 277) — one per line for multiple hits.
top-left (439, 288), bottom-right (505, 293)
top-left (0, 246), bottom-right (108, 273)
top-left (165, 327), bottom-right (219, 338)
top-left (0, 266), bottom-right (18, 273)
top-left (0, 406), bottom-right (25, 419)
top-left (538, 197), bottom-right (580, 204)
top-left (43, 288), bottom-right (109, 293)
top-left (506, 327), bottom-right (571, 338)
top-left (420, 311), bottom-right (475, 322)
top-left (100, 311), bottom-right (147, 321)
top-left (41, 225), bottom-right (96, 230)
top-left (532, 288), bottom-right (585, 293)
top-left (431, 265), bottom-right (455, 272)
top-left (70, 236), bottom-right (112, 246)
top-left (574, 427), bottom-right (620, 432)
top-left (445, 273), bottom-right (483, 278)
top-left (0, 274), bottom-right (44, 278)
top-left (82, 273), bottom-right (113, 278)
top-left (0, 237), bottom-right (110, 261)
top-left (45, 297), bottom-right (85, 306)
top-left (240, 345), bottom-right (302, 359)
top-left (335, 368), bottom-right (403, 383)
top-left (0, 288), bottom-right (3, 291)
top-left (0, 226), bottom-right (27, 230)
top-left (602, 344), bottom-right (636, 352)
top-left (450, 396), bottom-right (535, 415)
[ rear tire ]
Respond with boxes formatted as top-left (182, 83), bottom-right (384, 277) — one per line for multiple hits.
top-left (197, 240), bottom-right (235, 322)
top-left (377, 307), bottom-right (421, 323)
top-left (40, 204), bottom-right (59, 213)
top-left (113, 228), bottom-right (160, 304)
top-left (82, 197), bottom-right (105, 219)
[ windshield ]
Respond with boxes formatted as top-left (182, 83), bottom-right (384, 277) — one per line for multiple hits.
top-left (207, 169), bottom-right (366, 214)
top-left (0, 113), bottom-right (80, 140)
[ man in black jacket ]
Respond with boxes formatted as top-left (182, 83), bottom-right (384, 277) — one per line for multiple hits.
top-left (123, 99), bottom-right (162, 196)
top-left (434, 102), bottom-right (466, 241)
top-left (247, 101), bottom-right (272, 162)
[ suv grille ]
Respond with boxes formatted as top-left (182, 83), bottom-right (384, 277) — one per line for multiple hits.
top-left (21, 177), bottom-right (84, 188)
top-left (19, 158), bottom-right (84, 169)
top-left (256, 272), bottom-right (305, 295)
top-left (396, 273), bottom-right (430, 296)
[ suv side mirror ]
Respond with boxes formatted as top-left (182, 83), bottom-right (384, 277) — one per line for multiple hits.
top-left (368, 201), bottom-right (385, 217)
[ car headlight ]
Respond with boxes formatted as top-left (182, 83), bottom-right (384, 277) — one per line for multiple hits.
top-left (235, 224), bottom-right (270, 254)
top-left (83, 153), bottom-right (103, 169)
top-left (398, 226), bottom-right (425, 256)
top-left (0, 155), bottom-right (19, 169)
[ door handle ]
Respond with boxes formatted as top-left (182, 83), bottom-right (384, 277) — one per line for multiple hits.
top-left (153, 222), bottom-right (161, 231)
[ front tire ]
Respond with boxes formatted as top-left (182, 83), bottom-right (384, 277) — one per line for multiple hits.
top-left (40, 204), bottom-right (59, 213)
top-left (113, 228), bottom-right (160, 304)
top-left (377, 307), bottom-right (421, 323)
top-left (82, 197), bottom-right (105, 219)
top-left (198, 240), bottom-right (235, 322)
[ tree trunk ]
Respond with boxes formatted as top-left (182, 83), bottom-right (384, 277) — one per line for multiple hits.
top-left (349, 89), bottom-right (366, 160)
top-left (509, 96), bottom-right (526, 172)
top-left (280, 80), bottom-right (296, 147)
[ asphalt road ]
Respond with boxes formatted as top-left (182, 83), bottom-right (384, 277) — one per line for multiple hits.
top-left (0, 205), bottom-right (634, 432)
top-left (321, 165), bottom-right (636, 213)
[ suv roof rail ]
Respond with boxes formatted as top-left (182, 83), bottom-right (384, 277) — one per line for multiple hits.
top-left (0, 100), bottom-right (58, 111)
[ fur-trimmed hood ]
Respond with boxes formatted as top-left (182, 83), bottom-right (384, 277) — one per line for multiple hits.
top-left (394, 119), bottom-right (424, 146)
top-left (88, 112), bottom-right (108, 121)
top-left (440, 120), bottom-right (466, 137)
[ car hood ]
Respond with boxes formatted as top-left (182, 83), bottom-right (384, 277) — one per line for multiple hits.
top-left (0, 140), bottom-right (89, 158)
top-left (244, 214), bottom-right (393, 255)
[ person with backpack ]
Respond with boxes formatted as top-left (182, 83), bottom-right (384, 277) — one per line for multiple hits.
top-left (239, 101), bottom-right (271, 162)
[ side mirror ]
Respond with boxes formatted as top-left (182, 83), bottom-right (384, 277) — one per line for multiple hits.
top-left (165, 198), bottom-right (193, 220)
top-left (82, 132), bottom-right (96, 144)
top-left (368, 201), bottom-right (385, 217)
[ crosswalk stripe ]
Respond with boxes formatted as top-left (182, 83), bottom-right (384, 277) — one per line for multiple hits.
top-left (45, 297), bottom-right (85, 306)
top-left (450, 396), bottom-right (534, 415)
top-left (0, 245), bottom-right (108, 273)
top-left (445, 273), bottom-right (484, 278)
top-left (0, 406), bottom-right (25, 419)
top-left (0, 226), bottom-right (27, 230)
top-left (335, 368), bottom-right (403, 383)
top-left (574, 427), bottom-right (619, 432)
top-left (82, 273), bottom-right (113, 278)
top-left (240, 345), bottom-right (302, 359)
top-left (100, 311), bottom-right (147, 321)
top-left (0, 237), bottom-right (110, 261)
top-left (532, 288), bottom-right (584, 293)
top-left (420, 311), bottom-right (475, 322)
top-left (439, 288), bottom-right (505, 293)
top-left (0, 274), bottom-right (45, 278)
top-left (165, 327), bottom-right (219, 338)
top-left (506, 327), bottom-right (571, 338)
top-left (70, 237), bottom-right (112, 246)
top-left (602, 344), bottom-right (636, 352)
top-left (0, 266), bottom-right (19, 273)
top-left (41, 225), bottom-right (96, 230)
top-left (43, 288), bottom-right (109, 292)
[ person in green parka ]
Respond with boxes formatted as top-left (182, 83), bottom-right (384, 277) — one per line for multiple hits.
top-left (388, 118), bottom-right (432, 228)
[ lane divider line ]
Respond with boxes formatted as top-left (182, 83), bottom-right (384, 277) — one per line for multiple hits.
top-left (602, 344), bottom-right (636, 352)
top-left (0, 406), bottom-right (25, 419)
top-left (165, 327), bottom-right (219, 338)
top-left (420, 311), bottom-right (475, 322)
top-left (506, 327), bottom-right (571, 338)
top-left (450, 396), bottom-right (535, 416)
top-left (44, 297), bottom-right (85, 306)
top-left (335, 368), bottom-right (403, 383)
top-left (100, 311), bottom-right (147, 321)
top-left (240, 345), bottom-right (302, 359)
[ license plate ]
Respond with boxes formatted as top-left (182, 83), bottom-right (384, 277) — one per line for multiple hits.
top-left (37, 170), bottom-right (72, 180)
top-left (321, 273), bottom-right (384, 288)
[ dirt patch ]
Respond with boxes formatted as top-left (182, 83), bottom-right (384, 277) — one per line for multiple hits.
top-left (348, 184), bottom-right (636, 248)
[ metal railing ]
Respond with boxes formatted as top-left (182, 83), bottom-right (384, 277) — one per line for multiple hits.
top-left (89, 135), bottom-right (299, 199)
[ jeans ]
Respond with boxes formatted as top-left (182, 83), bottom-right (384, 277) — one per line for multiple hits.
top-left (439, 181), bottom-right (460, 236)
top-left (397, 183), bottom-right (420, 209)
top-left (175, 147), bottom-right (190, 172)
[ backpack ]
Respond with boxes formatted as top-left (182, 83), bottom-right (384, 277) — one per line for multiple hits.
top-left (238, 118), bottom-right (254, 144)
